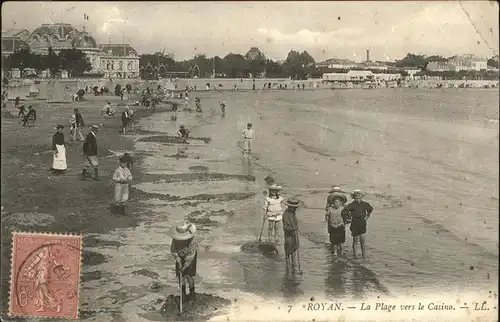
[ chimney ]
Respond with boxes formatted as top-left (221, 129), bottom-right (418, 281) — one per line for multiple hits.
top-left (366, 50), bottom-right (370, 62)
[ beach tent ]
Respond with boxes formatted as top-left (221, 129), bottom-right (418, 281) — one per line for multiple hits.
top-left (47, 80), bottom-right (70, 103)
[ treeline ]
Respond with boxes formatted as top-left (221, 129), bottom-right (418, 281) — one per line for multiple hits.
top-left (2, 47), bottom-right (93, 78)
top-left (139, 50), bottom-right (317, 80)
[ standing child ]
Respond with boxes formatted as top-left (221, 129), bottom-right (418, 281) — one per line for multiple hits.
top-left (263, 184), bottom-right (284, 244)
top-left (112, 156), bottom-right (132, 215)
top-left (69, 115), bottom-right (76, 139)
top-left (282, 197), bottom-right (301, 275)
top-left (325, 189), bottom-right (348, 256)
top-left (341, 190), bottom-right (373, 259)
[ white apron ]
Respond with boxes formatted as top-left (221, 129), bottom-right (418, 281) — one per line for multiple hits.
top-left (52, 145), bottom-right (67, 170)
top-left (243, 138), bottom-right (254, 151)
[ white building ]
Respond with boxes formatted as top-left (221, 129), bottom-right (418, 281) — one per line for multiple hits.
top-left (426, 61), bottom-right (451, 72)
top-left (448, 54), bottom-right (487, 71)
top-left (98, 44), bottom-right (140, 79)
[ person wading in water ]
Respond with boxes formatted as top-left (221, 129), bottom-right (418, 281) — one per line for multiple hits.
top-left (325, 186), bottom-right (348, 256)
top-left (282, 197), bottom-right (301, 275)
top-left (341, 190), bottom-right (373, 259)
top-left (241, 123), bottom-right (256, 156)
top-left (171, 223), bottom-right (198, 302)
top-left (263, 184), bottom-right (284, 244)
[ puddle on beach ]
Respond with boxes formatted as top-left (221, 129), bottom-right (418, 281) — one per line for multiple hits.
top-left (134, 179), bottom-right (258, 199)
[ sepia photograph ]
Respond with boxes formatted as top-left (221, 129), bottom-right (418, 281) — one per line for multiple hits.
top-left (1, 1), bottom-right (498, 321)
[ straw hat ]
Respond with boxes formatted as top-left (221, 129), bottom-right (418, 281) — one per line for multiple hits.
top-left (329, 185), bottom-right (344, 193)
top-left (329, 192), bottom-right (347, 204)
top-left (351, 189), bottom-right (365, 198)
top-left (283, 196), bottom-right (301, 208)
top-left (269, 184), bottom-right (281, 191)
top-left (171, 223), bottom-right (196, 240)
top-left (180, 124), bottom-right (185, 128)
top-left (91, 125), bottom-right (100, 130)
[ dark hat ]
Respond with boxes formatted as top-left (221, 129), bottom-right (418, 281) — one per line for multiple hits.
top-left (247, 123), bottom-right (252, 127)
top-left (56, 124), bottom-right (64, 129)
top-left (180, 124), bottom-right (185, 128)
top-left (283, 196), bottom-right (301, 208)
top-left (119, 156), bottom-right (127, 163)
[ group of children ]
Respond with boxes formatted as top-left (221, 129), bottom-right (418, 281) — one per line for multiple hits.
top-left (262, 184), bottom-right (374, 263)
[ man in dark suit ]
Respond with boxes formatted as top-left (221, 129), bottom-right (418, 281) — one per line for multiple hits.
top-left (22, 105), bottom-right (36, 126)
top-left (81, 125), bottom-right (99, 180)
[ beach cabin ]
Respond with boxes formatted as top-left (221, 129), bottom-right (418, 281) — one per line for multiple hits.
top-left (346, 70), bottom-right (375, 83)
top-left (322, 73), bottom-right (349, 82)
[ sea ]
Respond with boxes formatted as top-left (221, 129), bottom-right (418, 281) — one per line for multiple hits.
top-left (84, 88), bottom-right (499, 320)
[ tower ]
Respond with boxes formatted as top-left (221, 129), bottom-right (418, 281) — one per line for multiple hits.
top-left (366, 50), bottom-right (370, 62)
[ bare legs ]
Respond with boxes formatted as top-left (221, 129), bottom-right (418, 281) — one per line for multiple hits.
top-left (352, 234), bottom-right (366, 259)
top-left (267, 221), bottom-right (280, 244)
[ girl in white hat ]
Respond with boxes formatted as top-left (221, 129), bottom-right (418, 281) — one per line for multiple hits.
top-left (170, 223), bottom-right (198, 302)
top-left (263, 184), bottom-right (284, 243)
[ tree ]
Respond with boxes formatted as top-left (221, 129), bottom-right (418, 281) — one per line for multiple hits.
top-left (58, 49), bottom-right (92, 77)
top-left (8, 47), bottom-right (33, 77)
top-left (487, 57), bottom-right (499, 68)
top-left (46, 47), bottom-right (61, 78)
top-left (395, 53), bottom-right (428, 69)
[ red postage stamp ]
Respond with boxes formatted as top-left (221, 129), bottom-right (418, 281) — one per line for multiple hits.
top-left (9, 232), bottom-right (82, 320)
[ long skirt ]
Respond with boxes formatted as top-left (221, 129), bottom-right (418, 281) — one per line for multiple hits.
top-left (283, 230), bottom-right (299, 255)
top-left (328, 225), bottom-right (346, 245)
top-left (52, 145), bottom-right (67, 170)
top-left (175, 252), bottom-right (198, 277)
top-left (114, 183), bottom-right (129, 204)
top-left (242, 139), bottom-right (253, 151)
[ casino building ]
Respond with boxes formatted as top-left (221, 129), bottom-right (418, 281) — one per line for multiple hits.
top-left (1, 23), bottom-right (140, 79)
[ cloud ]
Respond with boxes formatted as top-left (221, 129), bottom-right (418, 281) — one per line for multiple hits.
top-left (256, 27), bottom-right (365, 47)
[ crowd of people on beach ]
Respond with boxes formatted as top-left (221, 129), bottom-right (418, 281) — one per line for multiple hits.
top-left (12, 81), bottom-right (375, 305)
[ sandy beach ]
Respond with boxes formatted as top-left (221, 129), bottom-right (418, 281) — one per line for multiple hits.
top-left (1, 86), bottom-right (498, 321)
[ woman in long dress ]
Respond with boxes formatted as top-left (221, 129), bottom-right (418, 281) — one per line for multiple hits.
top-left (52, 125), bottom-right (67, 174)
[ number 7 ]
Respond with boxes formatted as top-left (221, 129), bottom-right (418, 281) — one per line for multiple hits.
top-left (288, 305), bottom-right (292, 313)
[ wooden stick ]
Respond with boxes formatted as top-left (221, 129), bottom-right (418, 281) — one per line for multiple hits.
top-left (179, 275), bottom-right (183, 314)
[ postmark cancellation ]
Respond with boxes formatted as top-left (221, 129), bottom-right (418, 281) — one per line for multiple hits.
top-left (8, 232), bottom-right (83, 320)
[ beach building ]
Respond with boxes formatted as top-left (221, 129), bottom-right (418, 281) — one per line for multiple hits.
top-left (322, 70), bottom-right (375, 82)
top-left (27, 23), bottom-right (102, 71)
top-left (426, 61), bottom-right (451, 72)
top-left (98, 44), bottom-right (140, 79)
top-left (317, 58), bottom-right (357, 69)
top-left (448, 54), bottom-right (487, 71)
top-left (1, 28), bottom-right (31, 55)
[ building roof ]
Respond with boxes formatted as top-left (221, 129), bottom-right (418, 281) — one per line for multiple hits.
top-left (347, 70), bottom-right (374, 77)
top-left (2, 28), bottom-right (30, 39)
top-left (245, 47), bottom-right (263, 59)
top-left (322, 58), bottom-right (356, 65)
top-left (1, 38), bottom-right (30, 53)
top-left (99, 44), bottom-right (138, 57)
top-left (28, 23), bottom-right (98, 50)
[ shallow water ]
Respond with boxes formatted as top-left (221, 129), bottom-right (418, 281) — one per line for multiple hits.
top-left (83, 88), bottom-right (498, 318)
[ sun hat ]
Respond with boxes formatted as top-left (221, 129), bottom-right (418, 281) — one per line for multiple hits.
top-left (180, 124), bottom-right (185, 128)
top-left (91, 124), bottom-right (100, 130)
top-left (351, 189), bottom-right (365, 198)
top-left (247, 123), bottom-right (252, 127)
top-left (283, 196), bottom-right (301, 208)
top-left (329, 185), bottom-right (344, 193)
top-left (329, 192), bottom-right (347, 204)
top-left (56, 124), bottom-right (64, 129)
top-left (269, 184), bottom-right (282, 191)
top-left (171, 223), bottom-right (196, 241)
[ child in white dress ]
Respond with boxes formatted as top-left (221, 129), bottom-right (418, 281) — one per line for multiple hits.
top-left (263, 184), bottom-right (284, 244)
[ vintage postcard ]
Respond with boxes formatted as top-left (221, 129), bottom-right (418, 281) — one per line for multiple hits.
top-left (1, 1), bottom-right (498, 321)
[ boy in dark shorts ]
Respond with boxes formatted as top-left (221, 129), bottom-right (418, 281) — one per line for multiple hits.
top-left (341, 190), bottom-right (373, 259)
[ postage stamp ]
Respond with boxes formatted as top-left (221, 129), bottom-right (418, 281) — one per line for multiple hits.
top-left (9, 232), bottom-right (82, 320)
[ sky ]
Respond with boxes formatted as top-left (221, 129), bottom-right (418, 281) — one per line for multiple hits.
top-left (2, 1), bottom-right (499, 62)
